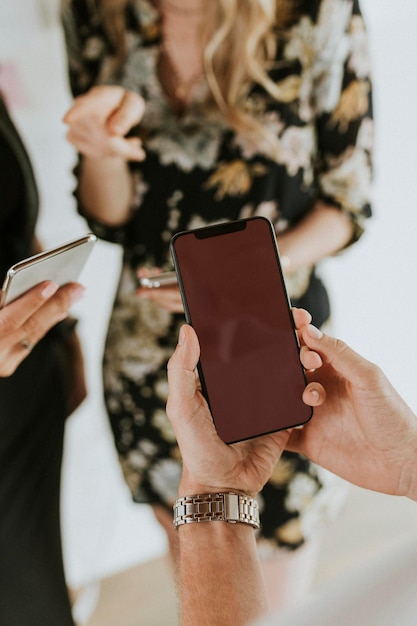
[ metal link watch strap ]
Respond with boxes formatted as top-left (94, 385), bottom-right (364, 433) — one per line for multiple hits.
top-left (173, 492), bottom-right (260, 529)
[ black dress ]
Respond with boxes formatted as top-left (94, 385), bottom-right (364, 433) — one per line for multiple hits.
top-left (0, 96), bottom-right (75, 625)
top-left (62, 0), bottom-right (373, 550)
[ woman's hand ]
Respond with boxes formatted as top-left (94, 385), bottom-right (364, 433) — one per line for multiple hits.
top-left (63, 86), bottom-right (146, 224)
top-left (137, 285), bottom-right (185, 313)
top-left (136, 268), bottom-right (184, 313)
top-left (63, 85), bottom-right (146, 161)
top-left (290, 324), bottom-right (417, 500)
top-left (276, 201), bottom-right (353, 275)
top-left (0, 281), bottom-right (84, 377)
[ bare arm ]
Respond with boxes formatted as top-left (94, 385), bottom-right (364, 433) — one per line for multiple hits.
top-left (63, 86), bottom-right (146, 226)
top-left (178, 522), bottom-right (267, 626)
top-left (166, 312), bottom-right (315, 625)
top-left (277, 201), bottom-right (353, 274)
top-left (167, 311), bottom-right (417, 626)
top-left (76, 155), bottom-right (135, 225)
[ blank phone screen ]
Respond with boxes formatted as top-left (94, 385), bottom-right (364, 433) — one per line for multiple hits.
top-left (171, 217), bottom-right (312, 443)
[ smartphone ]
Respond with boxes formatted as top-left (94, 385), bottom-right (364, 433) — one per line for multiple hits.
top-left (138, 271), bottom-right (178, 289)
top-left (0, 233), bottom-right (97, 308)
top-left (170, 216), bottom-right (312, 444)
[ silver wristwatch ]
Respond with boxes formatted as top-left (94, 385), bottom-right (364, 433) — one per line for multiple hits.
top-left (173, 492), bottom-right (260, 529)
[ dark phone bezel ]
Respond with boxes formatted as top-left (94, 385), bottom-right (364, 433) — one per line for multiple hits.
top-left (170, 216), bottom-right (312, 443)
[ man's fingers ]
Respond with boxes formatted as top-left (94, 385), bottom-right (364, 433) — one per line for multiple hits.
top-left (167, 325), bottom-right (200, 378)
top-left (166, 325), bottom-right (202, 432)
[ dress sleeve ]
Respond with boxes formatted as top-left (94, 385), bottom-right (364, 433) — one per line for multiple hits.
top-left (61, 0), bottom-right (138, 245)
top-left (312, 0), bottom-right (373, 244)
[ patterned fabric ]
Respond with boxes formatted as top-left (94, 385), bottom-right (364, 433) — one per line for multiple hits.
top-left (62, 0), bottom-right (372, 549)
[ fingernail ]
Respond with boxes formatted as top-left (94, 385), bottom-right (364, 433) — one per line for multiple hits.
top-left (310, 388), bottom-right (320, 401)
top-left (69, 285), bottom-right (86, 304)
top-left (307, 324), bottom-right (323, 339)
top-left (281, 255), bottom-right (290, 270)
top-left (41, 282), bottom-right (59, 299)
top-left (178, 325), bottom-right (186, 345)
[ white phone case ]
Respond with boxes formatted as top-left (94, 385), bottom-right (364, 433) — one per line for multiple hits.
top-left (0, 233), bottom-right (97, 308)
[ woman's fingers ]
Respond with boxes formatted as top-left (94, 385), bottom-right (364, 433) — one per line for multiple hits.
top-left (302, 382), bottom-right (326, 407)
top-left (300, 344), bottom-right (322, 370)
top-left (63, 86), bottom-right (146, 160)
top-left (106, 89), bottom-right (146, 135)
top-left (0, 282), bottom-right (85, 377)
top-left (291, 307), bottom-right (312, 330)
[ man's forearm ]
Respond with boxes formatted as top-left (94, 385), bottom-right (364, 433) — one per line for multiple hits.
top-left (78, 155), bottom-right (134, 225)
top-left (178, 522), bottom-right (268, 626)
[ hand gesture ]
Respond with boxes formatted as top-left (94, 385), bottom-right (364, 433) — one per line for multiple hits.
top-left (63, 85), bottom-right (146, 161)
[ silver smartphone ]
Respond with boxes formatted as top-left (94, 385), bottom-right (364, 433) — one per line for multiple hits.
top-left (138, 271), bottom-right (178, 289)
top-left (0, 233), bottom-right (97, 308)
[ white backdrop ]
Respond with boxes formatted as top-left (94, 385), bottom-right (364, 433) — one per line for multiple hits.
top-left (1, 0), bottom-right (417, 590)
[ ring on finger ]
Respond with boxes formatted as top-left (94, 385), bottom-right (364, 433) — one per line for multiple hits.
top-left (20, 338), bottom-right (33, 352)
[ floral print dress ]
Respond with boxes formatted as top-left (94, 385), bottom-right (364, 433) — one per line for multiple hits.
top-left (62, 0), bottom-right (372, 550)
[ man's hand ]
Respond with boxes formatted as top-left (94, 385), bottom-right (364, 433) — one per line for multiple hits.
top-left (166, 309), bottom-right (314, 497)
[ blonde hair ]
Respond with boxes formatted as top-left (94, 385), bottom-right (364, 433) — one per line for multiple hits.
top-left (86, 0), bottom-right (297, 157)
top-left (204, 0), bottom-right (295, 157)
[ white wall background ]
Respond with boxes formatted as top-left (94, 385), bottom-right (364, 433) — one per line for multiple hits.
top-left (1, 0), bottom-right (417, 592)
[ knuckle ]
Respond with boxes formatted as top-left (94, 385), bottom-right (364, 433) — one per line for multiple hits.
top-left (22, 315), bottom-right (41, 341)
top-left (364, 360), bottom-right (384, 386)
top-left (0, 315), bottom-right (11, 334)
top-left (0, 362), bottom-right (16, 377)
top-left (332, 336), bottom-right (348, 355)
top-left (49, 285), bottom-right (74, 310)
